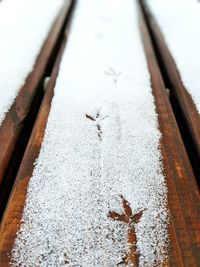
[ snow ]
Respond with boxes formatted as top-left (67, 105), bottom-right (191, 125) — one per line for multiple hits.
top-left (148, 0), bottom-right (200, 113)
top-left (0, 0), bottom-right (64, 126)
top-left (11, 0), bottom-right (168, 266)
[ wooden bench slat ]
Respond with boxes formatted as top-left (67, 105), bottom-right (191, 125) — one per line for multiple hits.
top-left (0, 2), bottom-right (199, 266)
top-left (141, 0), bottom-right (200, 182)
top-left (0, 26), bottom-right (68, 267)
top-left (139, 4), bottom-right (200, 266)
top-left (0, 1), bottom-right (72, 187)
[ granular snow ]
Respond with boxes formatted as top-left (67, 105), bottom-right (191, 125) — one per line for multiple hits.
top-left (0, 0), bottom-right (64, 125)
top-left (11, 0), bottom-right (168, 266)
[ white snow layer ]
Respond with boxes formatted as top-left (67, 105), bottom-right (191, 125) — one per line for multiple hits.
top-left (0, 0), bottom-right (64, 125)
top-left (148, 0), bottom-right (200, 113)
top-left (11, 0), bottom-right (168, 266)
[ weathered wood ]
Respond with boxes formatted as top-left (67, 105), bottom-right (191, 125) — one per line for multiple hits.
top-left (139, 4), bottom-right (200, 266)
top-left (141, 0), bottom-right (200, 183)
top-left (0, 1), bottom-right (71, 187)
top-left (0, 3), bottom-right (199, 266)
top-left (0, 26), bottom-right (68, 266)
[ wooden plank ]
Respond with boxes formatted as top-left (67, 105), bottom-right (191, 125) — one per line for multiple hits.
top-left (140, 0), bottom-right (200, 181)
top-left (0, 3), bottom-right (199, 267)
top-left (139, 3), bottom-right (200, 266)
top-left (0, 27), bottom-right (68, 266)
top-left (0, 1), bottom-right (72, 187)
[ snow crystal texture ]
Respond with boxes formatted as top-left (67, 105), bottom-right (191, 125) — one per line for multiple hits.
top-left (148, 0), bottom-right (200, 113)
top-left (0, 0), bottom-right (64, 125)
top-left (11, 0), bottom-right (168, 266)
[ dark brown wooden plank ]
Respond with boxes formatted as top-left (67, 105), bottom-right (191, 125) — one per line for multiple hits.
top-left (0, 26), bottom-right (68, 267)
top-left (0, 3), bottom-right (199, 266)
top-left (140, 0), bottom-right (200, 183)
top-left (0, 1), bottom-right (71, 187)
top-left (139, 3), bottom-right (200, 266)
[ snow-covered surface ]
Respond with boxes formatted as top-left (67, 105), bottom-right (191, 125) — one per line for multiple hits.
top-left (148, 0), bottom-right (200, 113)
top-left (0, 0), bottom-right (64, 125)
top-left (11, 0), bottom-right (168, 266)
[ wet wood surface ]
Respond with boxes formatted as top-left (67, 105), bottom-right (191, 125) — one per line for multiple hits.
top-left (0, 2), bottom-right (199, 266)
top-left (141, 0), bottom-right (200, 183)
top-left (0, 1), bottom-right (71, 187)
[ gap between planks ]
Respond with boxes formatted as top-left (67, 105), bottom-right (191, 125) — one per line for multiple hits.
top-left (0, 2), bottom-right (199, 266)
top-left (139, 3), bottom-right (200, 265)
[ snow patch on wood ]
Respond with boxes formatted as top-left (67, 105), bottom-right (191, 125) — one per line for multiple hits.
top-left (149, 0), bottom-right (200, 113)
top-left (0, 0), bottom-right (64, 125)
top-left (11, 0), bottom-right (168, 266)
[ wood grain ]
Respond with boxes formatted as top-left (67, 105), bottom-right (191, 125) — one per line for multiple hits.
top-left (0, 26), bottom-right (68, 266)
top-left (0, 2), bottom-right (199, 266)
top-left (141, 0), bottom-right (200, 183)
top-left (0, 1), bottom-right (71, 187)
top-left (139, 4), bottom-right (200, 266)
